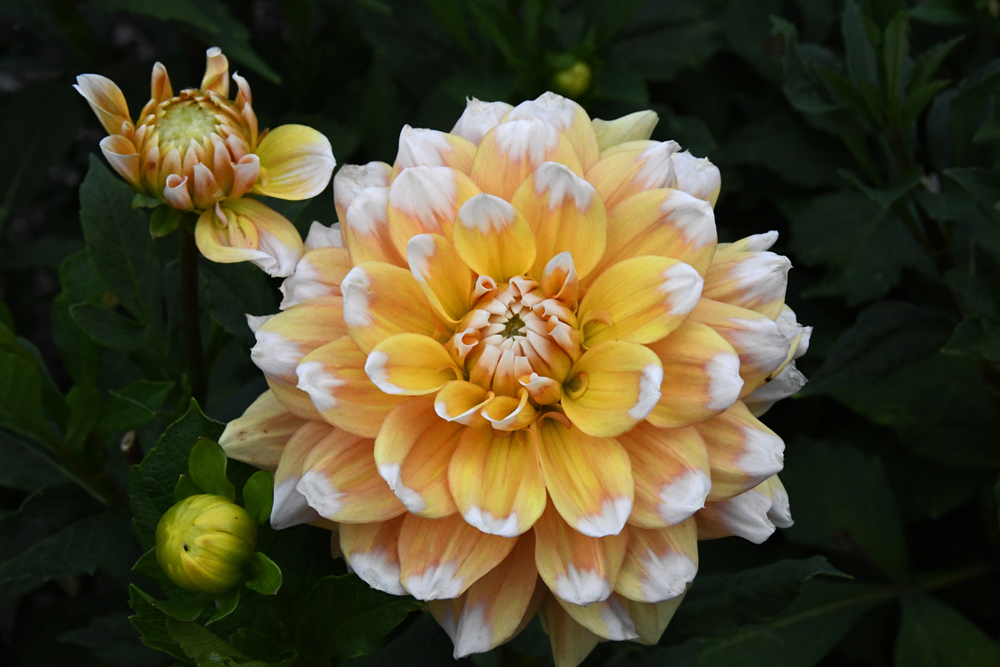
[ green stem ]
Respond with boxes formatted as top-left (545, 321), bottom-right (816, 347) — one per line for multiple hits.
top-left (179, 223), bottom-right (207, 406)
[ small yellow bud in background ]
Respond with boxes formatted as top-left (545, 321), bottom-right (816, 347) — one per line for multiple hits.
top-left (156, 494), bottom-right (257, 593)
top-left (551, 60), bottom-right (592, 99)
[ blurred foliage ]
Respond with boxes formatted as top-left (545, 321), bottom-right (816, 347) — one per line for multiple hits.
top-left (1, 0), bottom-right (1000, 665)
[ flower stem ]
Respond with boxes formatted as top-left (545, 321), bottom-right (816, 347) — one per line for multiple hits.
top-left (179, 222), bottom-right (207, 405)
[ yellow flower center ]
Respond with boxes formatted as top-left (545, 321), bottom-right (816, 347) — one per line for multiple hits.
top-left (156, 98), bottom-right (219, 151)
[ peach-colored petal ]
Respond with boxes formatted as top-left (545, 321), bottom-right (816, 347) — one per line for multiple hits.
top-left (218, 390), bottom-right (305, 472)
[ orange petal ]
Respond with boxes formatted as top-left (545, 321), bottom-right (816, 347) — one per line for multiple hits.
top-left (407, 233), bottom-right (475, 323)
top-left (535, 416), bottom-right (634, 537)
top-left (280, 246), bottom-right (353, 308)
top-left (341, 262), bottom-right (444, 353)
top-left (365, 333), bottom-right (462, 395)
top-left (392, 125), bottom-right (477, 176)
top-left (219, 390), bottom-right (305, 471)
top-left (99, 135), bottom-right (140, 188)
top-left (703, 249), bottom-right (791, 321)
top-left (617, 422), bottom-right (711, 528)
top-left (615, 519), bottom-right (698, 603)
top-left (451, 98), bottom-right (514, 145)
top-left (251, 296), bottom-right (347, 384)
top-left (333, 161), bottom-right (391, 223)
top-left (511, 161), bottom-right (607, 280)
top-left (539, 595), bottom-right (601, 667)
top-left (398, 513), bottom-right (517, 600)
top-left (695, 401), bottom-right (784, 501)
top-left (506, 92), bottom-right (601, 170)
top-left (585, 140), bottom-right (680, 211)
top-left (200, 47), bottom-right (229, 96)
top-left (645, 321), bottom-right (743, 428)
top-left (374, 395), bottom-right (463, 517)
top-left (295, 336), bottom-right (405, 437)
top-left (453, 194), bottom-right (536, 281)
top-left (270, 421), bottom-right (330, 529)
top-left (561, 340), bottom-right (663, 438)
top-left (297, 429), bottom-right (406, 523)
top-left (343, 186), bottom-right (406, 267)
top-left (533, 502), bottom-right (628, 605)
top-left (577, 256), bottom-right (703, 346)
top-left (339, 517), bottom-right (407, 595)
top-left (448, 425), bottom-right (546, 536)
top-left (471, 118), bottom-right (583, 200)
top-left (673, 150), bottom-right (721, 206)
top-left (387, 166), bottom-right (481, 259)
top-left (74, 74), bottom-right (131, 136)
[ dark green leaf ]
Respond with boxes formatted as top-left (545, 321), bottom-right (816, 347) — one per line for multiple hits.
top-left (70, 302), bottom-right (149, 352)
top-left (188, 438), bottom-right (236, 500)
top-left (0, 352), bottom-right (59, 448)
top-left (173, 474), bottom-right (203, 503)
top-left (99, 379), bottom-right (176, 434)
top-left (133, 547), bottom-right (172, 585)
top-left (202, 262), bottom-right (277, 348)
top-left (65, 384), bottom-right (101, 455)
top-left (842, 0), bottom-right (879, 86)
top-left (150, 206), bottom-right (184, 239)
top-left (895, 593), bottom-right (1000, 667)
top-left (154, 595), bottom-right (210, 623)
top-left (943, 317), bottom-right (1000, 361)
top-left (242, 471), bottom-right (273, 525)
top-left (882, 12), bottom-right (910, 107)
top-left (244, 553), bottom-right (282, 595)
top-left (207, 587), bottom-right (240, 625)
top-left (132, 193), bottom-right (163, 209)
top-left (129, 585), bottom-right (192, 663)
top-left (60, 611), bottom-right (166, 667)
top-left (0, 431), bottom-right (70, 490)
top-left (51, 251), bottom-right (105, 386)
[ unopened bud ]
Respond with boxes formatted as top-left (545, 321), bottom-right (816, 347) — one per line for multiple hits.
top-left (551, 61), bottom-right (592, 100)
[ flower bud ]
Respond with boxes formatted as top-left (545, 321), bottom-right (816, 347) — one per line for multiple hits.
top-left (551, 60), bottom-right (592, 99)
top-left (156, 494), bottom-right (257, 593)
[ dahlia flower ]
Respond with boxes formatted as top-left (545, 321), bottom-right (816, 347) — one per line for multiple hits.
top-left (221, 92), bottom-right (810, 665)
top-left (75, 48), bottom-right (335, 277)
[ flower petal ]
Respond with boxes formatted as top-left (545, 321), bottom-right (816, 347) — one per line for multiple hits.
top-left (585, 141), bottom-right (680, 211)
top-left (74, 74), bottom-right (131, 136)
top-left (592, 110), bottom-right (659, 151)
top-left (255, 124), bottom-right (336, 200)
top-left (280, 246), bottom-right (353, 309)
top-left (343, 186), bottom-right (406, 267)
top-left (533, 501), bottom-right (628, 605)
top-left (535, 415), bottom-right (634, 536)
top-left (407, 233), bottom-right (475, 323)
top-left (471, 118), bottom-right (583, 200)
top-left (99, 135), bottom-right (140, 188)
top-left (297, 429), bottom-right (406, 522)
top-left (539, 595), bottom-right (601, 667)
top-left (615, 519), bottom-right (698, 603)
top-left (617, 422), bottom-right (711, 528)
top-left (696, 477), bottom-right (787, 544)
top-left (341, 262), bottom-right (444, 353)
top-left (270, 421), bottom-right (329, 530)
top-left (448, 425), bottom-right (546, 537)
top-left (200, 47), bottom-right (229, 96)
top-left (561, 340), bottom-right (663, 438)
top-left (393, 125), bottom-right (477, 176)
top-left (628, 594), bottom-right (687, 645)
top-left (510, 161), bottom-right (607, 280)
top-left (334, 161), bottom-right (392, 223)
top-left (196, 199), bottom-right (304, 277)
top-left (555, 594), bottom-right (638, 641)
top-left (219, 390), bottom-right (305, 471)
top-left (365, 333), bottom-right (462, 395)
top-left (577, 256), bottom-right (703, 346)
top-left (672, 151), bottom-right (721, 206)
top-left (451, 98), bottom-right (514, 145)
top-left (387, 166), bottom-right (481, 258)
top-left (506, 92), bottom-right (601, 170)
top-left (645, 321), bottom-right (743, 428)
top-left (743, 361), bottom-right (808, 416)
top-left (592, 189), bottom-right (717, 281)
top-left (398, 514), bottom-right (517, 600)
top-left (703, 249), bottom-right (791, 321)
top-left (267, 376), bottom-right (323, 421)
top-left (339, 517), bottom-right (407, 595)
top-left (453, 194), bottom-right (537, 281)
top-left (296, 336), bottom-right (406, 437)
top-left (696, 401), bottom-right (785, 501)
top-left (303, 221), bottom-right (343, 251)
top-left (374, 395), bottom-right (463, 517)
top-left (434, 380), bottom-right (494, 425)
top-left (250, 296), bottom-right (347, 384)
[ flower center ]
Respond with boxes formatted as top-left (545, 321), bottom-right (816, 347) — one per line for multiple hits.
top-left (157, 99), bottom-right (218, 150)
top-left (500, 313), bottom-right (526, 339)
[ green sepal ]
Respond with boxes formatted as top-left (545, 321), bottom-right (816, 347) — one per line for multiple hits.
top-left (150, 205), bottom-right (184, 238)
top-left (206, 587), bottom-right (241, 625)
top-left (244, 553), bottom-right (282, 595)
top-left (188, 438), bottom-right (236, 501)
top-left (152, 593), bottom-right (210, 622)
top-left (132, 193), bottom-right (163, 209)
top-left (242, 471), bottom-right (274, 525)
top-left (173, 474), bottom-right (202, 503)
top-left (133, 547), bottom-right (172, 585)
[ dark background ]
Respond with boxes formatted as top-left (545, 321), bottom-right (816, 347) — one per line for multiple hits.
top-left (1, 0), bottom-right (999, 665)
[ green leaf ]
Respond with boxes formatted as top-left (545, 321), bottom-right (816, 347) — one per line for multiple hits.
top-left (51, 251), bottom-right (105, 386)
top-left (188, 438), bottom-right (236, 500)
top-left (129, 585), bottom-right (193, 663)
top-left (173, 474), bottom-right (203, 503)
top-left (207, 587), bottom-right (240, 625)
top-left (242, 471), bottom-right (274, 525)
top-left (895, 593), bottom-right (1000, 666)
top-left (663, 556), bottom-right (847, 643)
top-left (94, 0), bottom-right (221, 31)
top-left (64, 384), bottom-right (101, 456)
top-left (0, 352), bottom-right (59, 448)
top-left (130, 401), bottom-right (226, 550)
top-left (60, 611), bottom-right (165, 667)
top-left (244, 553), bottom-right (282, 595)
top-left (150, 205), bottom-right (184, 239)
top-left (132, 193), bottom-right (163, 209)
top-left (202, 262), bottom-right (278, 347)
top-left (183, 2), bottom-right (281, 84)
top-left (78, 156), bottom-right (163, 329)
top-left (783, 439), bottom-right (907, 577)
top-left (99, 379), bottom-right (176, 434)
top-left (803, 301), bottom-right (954, 395)
top-left (882, 12), bottom-right (910, 109)
top-left (133, 547), bottom-right (172, 585)
top-left (842, 0), bottom-right (879, 87)
top-left (297, 574), bottom-right (422, 661)
top-left (166, 618), bottom-right (254, 663)
top-left (154, 595), bottom-right (210, 623)
top-left (0, 431), bottom-right (70, 490)
top-left (943, 317), bottom-right (1000, 361)
top-left (70, 302), bottom-right (149, 352)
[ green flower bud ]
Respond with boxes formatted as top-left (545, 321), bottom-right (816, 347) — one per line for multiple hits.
top-left (156, 494), bottom-right (257, 593)
top-left (552, 60), bottom-right (592, 99)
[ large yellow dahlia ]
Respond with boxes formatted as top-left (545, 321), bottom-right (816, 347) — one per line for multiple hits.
top-left (75, 48), bottom-right (335, 276)
top-left (221, 93), bottom-right (810, 665)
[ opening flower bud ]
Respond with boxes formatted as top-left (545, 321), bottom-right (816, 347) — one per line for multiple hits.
top-left (155, 494), bottom-right (257, 593)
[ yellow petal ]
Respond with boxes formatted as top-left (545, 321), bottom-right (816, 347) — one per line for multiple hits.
top-left (387, 166), bottom-right (481, 258)
top-left (539, 595), bottom-right (601, 667)
top-left (585, 141), bottom-right (680, 211)
top-left (406, 233), bottom-right (475, 323)
top-left (398, 513), bottom-right (517, 600)
top-left (561, 340), bottom-right (663, 437)
top-left (149, 62), bottom-right (173, 105)
top-left (374, 395), bottom-right (463, 517)
top-left (703, 249), bottom-right (791, 321)
top-left (342, 186), bottom-right (407, 267)
top-left (255, 124), bottom-right (336, 200)
top-left (577, 256), bottom-right (703, 346)
top-left (295, 336), bottom-right (406, 437)
top-left (592, 110), bottom-right (659, 151)
top-left (555, 594), bottom-right (638, 641)
top-left (510, 161), bottom-right (607, 280)
top-left (392, 125), bottom-right (477, 176)
top-left (270, 421), bottom-right (330, 529)
top-left (280, 246), bottom-right (353, 308)
top-left (99, 135), bottom-right (140, 188)
top-left (451, 98), bottom-right (514, 145)
top-left (196, 200), bottom-right (304, 277)
top-left (448, 425), bottom-right (546, 537)
top-left (615, 519), bottom-right (698, 603)
top-left (533, 501), bottom-right (628, 605)
top-left (506, 92), bottom-right (601, 170)
top-left (695, 401), bottom-right (784, 501)
top-left (628, 594), bottom-right (688, 645)
top-left (535, 415), bottom-right (634, 536)
top-left (200, 46), bottom-right (229, 97)
top-left (453, 194), bottom-right (536, 281)
top-left (297, 428), bottom-right (406, 522)
top-left (266, 376), bottom-right (323, 421)
top-left (333, 161), bottom-right (392, 223)
top-left (470, 118), bottom-right (583, 200)
top-left (251, 296), bottom-right (347, 384)
top-left (645, 321), bottom-right (743, 428)
top-left (341, 262), bottom-right (444, 353)
top-left (673, 150), bottom-right (721, 207)
top-left (365, 333), bottom-right (461, 395)
top-left (339, 517), bottom-right (407, 595)
top-left (74, 74), bottom-right (131, 136)
top-left (434, 380), bottom-right (495, 425)
top-left (617, 422), bottom-right (711, 528)
top-left (591, 188), bottom-right (717, 281)
top-left (219, 390), bottom-right (305, 471)
top-left (480, 390), bottom-right (536, 431)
